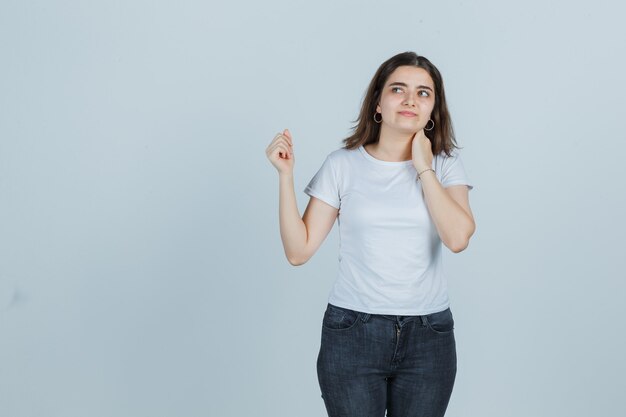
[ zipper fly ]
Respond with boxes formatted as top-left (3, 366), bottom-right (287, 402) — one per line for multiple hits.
top-left (390, 323), bottom-right (403, 367)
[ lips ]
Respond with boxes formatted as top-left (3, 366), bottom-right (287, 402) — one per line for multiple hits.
top-left (398, 111), bottom-right (417, 117)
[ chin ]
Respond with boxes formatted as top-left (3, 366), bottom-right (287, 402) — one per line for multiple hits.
top-left (396, 126), bottom-right (418, 135)
top-left (386, 121), bottom-right (419, 135)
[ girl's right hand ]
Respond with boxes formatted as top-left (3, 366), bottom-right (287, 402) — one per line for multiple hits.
top-left (266, 128), bottom-right (294, 175)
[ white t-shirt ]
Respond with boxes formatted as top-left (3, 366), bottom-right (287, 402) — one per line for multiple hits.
top-left (304, 144), bottom-right (474, 315)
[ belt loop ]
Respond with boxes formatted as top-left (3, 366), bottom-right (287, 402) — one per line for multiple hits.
top-left (360, 313), bottom-right (371, 323)
top-left (420, 314), bottom-right (427, 326)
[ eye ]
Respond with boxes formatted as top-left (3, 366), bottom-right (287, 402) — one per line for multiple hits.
top-left (391, 87), bottom-right (403, 93)
top-left (418, 90), bottom-right (430, 97)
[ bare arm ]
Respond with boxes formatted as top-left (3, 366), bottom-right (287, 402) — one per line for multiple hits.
top-left (267, 129), bottom-right (338, 265)
top-left (410, 130), bottom-right (475, 252)
top-left (277, 172), bottom-right (308, 264)
top-left (279, 176), bottom-right (338, 265)
top-left (419, 173), bottom-right (476, 253)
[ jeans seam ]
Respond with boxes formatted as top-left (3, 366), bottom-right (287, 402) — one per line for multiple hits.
top-left (322, 304), bottom-right (362, 332)
top-left (423, 312), bottom-right (455, 334)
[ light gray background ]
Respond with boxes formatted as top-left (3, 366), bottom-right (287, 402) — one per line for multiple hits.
top-left (1, 1), bottom-right (624, 416)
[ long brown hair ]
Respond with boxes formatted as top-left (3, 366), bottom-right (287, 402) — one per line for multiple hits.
top-left (342, 52), bottom-right (458, 156)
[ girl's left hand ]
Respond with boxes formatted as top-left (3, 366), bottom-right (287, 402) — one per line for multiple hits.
top-left (411, 128), bottom-right (433, 173)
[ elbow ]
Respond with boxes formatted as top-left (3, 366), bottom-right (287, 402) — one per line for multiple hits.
top-left (446, 221), bottom-right (476, 254)
top-left (448, 239), bottom-right (469, 253)
top-left (287, 253), bottom-right (309, 266)
top-left (287, 257), bottom-right (305, 266)
top-left (286, 243), bottom-right (313, 266)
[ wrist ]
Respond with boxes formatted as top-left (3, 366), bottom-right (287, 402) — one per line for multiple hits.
top-left (414, 163), bottom-right (430, 172)
top-left (416, 168), bottom-right (435, 181)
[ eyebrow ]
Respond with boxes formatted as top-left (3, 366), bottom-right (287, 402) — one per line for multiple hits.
top-left (388, 82), bottom-right (434, 92)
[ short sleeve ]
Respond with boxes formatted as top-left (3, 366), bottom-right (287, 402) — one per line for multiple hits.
top-left (438, 151), bottom-right (474, 190)
top-left (303, 154), bottom-right (340, 209)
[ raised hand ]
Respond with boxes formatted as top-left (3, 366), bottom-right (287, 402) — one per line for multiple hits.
top-left (411, 128), bottom-right (433, 173)
top-left (266, 128), bottom-right (294, 175)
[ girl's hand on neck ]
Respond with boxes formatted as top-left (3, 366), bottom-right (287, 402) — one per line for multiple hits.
top-left (411, 129), bottom-right (433, 172)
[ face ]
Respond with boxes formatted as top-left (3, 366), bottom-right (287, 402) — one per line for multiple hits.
top-left (376, 65), bottom-right (435, 134)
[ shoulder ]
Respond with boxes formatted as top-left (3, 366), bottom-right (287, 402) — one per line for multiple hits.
top-left (435, 148), bottom-right (462, 160)
top-left (324, 146), bottom-right (359, 167)
top-left (434, 148), bottom-right (473, 189)
top-left (434, 148), bottom-right (465, 167)
top-left (328, 146), bottom-right (356, 160)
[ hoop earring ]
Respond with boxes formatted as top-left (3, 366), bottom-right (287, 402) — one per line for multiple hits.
top-left (374, 112), bottom-right (382, 123)
top-left (424, 119), bottom-right (435, 131)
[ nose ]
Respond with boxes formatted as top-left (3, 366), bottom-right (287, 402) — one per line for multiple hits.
top-left (403, 91), bottom-right (417, 106)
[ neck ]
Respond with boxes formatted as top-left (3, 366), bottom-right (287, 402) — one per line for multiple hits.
top-left (369, 126), bottom-right (414, 162)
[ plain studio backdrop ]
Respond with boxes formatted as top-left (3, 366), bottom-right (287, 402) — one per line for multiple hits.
top-left (1, 1), bottom-right (625, 416)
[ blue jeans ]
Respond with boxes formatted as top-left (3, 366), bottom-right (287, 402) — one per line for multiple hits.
top-left (317, 303), bottom-right (457, 417)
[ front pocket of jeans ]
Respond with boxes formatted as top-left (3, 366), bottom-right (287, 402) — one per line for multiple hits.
top-left (322, 304), bottom-right (361, 331)
top-left (424, 308), bottom-right (455, 334)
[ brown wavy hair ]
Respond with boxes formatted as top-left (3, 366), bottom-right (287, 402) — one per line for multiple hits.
top-left (342, 52), bottom-right (458, 156)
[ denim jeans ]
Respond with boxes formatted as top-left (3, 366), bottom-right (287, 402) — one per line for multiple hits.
top-left (317, 303), bottom-right (457, 417)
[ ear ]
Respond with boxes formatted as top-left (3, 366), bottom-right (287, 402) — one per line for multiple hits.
top-left (376, 103), bottom-right (381, 113)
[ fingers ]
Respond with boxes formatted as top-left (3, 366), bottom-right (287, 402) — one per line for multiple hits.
top-left (277, 144), bottom-right (292, 159)
top-left (266, 139), bottom-right (293, 161)
top-left (411, 129), bottom-right (427, 142)
top-left (278, 130), bottom-right (293, 147)
top-left (266, 130), bottom-right (293, 155)
top-left (269, 131), bottom-right (293, 146)
top-left (283, 129), bottom-right (292, 142)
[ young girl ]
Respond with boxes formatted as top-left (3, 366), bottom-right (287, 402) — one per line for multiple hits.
top-left (265, 51), bottom-right (475, 417)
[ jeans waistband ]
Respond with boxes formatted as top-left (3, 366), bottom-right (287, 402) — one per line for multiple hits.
top-left (360, 312), bottom-right (427, 326)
